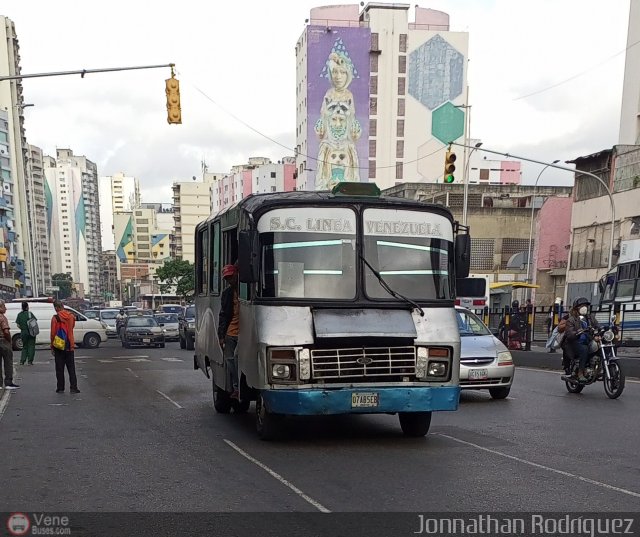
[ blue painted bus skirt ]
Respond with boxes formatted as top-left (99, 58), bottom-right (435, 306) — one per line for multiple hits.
top-left (261, 385), bottom-right (460, 415)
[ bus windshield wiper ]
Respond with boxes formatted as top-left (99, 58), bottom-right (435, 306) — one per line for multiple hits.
top-left (359, 253), bottom-right (425, 317)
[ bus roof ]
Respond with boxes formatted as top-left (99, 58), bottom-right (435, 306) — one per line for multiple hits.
top-left (199, 190), bottom-right (455, 230)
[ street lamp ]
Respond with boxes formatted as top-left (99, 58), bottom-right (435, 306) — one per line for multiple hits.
top-left (526, 160), bottom-right (560, 297)
top-left (450, 142), bottom-right (616, 271)
top-left (462, 142), bottom-right (482, 226)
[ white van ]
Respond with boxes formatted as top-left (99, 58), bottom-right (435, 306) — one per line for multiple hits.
top-left (5, 302), bottom-right (108, 351)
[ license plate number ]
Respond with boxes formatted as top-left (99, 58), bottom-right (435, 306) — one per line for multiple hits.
top-left (469, 368), bottom-right (489, 380)
top-left (351, 392), bottom-right (379, 408)
top-left (143, 338), bottom-right (151, 343)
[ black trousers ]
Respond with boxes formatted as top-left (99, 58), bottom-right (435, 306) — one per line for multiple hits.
top-left (54, 349), bottom-right (78, 390)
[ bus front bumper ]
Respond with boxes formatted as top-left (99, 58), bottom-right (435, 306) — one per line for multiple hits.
top-left (261, 385), bottom-right (460, 415)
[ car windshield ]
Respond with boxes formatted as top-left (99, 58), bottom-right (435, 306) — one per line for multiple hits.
top-left (160, 305), bottom-right (183, 313)
top-left (100, 311), bottom-right (118, 320)
top-left (258, 207), bottom-right (357, 299)
top-left (155, 314), bottom-right (178, 324)
top-left (456, 310), bottom-right (491, 336)
top-left (84, 311), bottom-right (99, 319)
top-left (127, 317), bottom-right (158, 328)
top-left (363, 208), bottom-right (453, 301)
top-left (185, 306), bottom-right (195, 318)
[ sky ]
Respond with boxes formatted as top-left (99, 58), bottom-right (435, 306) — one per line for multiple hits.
top-left (1, 0), bottom-right (632, 203)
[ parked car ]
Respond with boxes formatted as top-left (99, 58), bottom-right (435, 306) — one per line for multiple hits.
top-left (6, 302), bottom-right (108, 350)
top-left (122, 315), bottom-right (165, 348)
top-left (154, 313), bottom-right (180, 342)
top-left (98, 309), bottom-right (120, 338)
top-left (456, 306), bottom-right (514, 400)
top-left (178, 304), bottom-right (196, 350)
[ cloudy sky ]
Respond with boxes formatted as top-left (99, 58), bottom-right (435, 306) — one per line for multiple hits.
top-left (1, 0), bottom-right (631, 202)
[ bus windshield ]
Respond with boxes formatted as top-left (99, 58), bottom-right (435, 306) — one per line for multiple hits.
top-left (258, 207), bottom-right (357, 299)
top-left (363, 208), bottom-right (453, 301)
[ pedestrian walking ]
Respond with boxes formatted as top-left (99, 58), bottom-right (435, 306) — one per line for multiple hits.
top-left (50, 300), bottom-right (79, 394)
top-left (16, 301), bottom-right (37, 365)
top-left (0, 300), bottom-right (20, 389)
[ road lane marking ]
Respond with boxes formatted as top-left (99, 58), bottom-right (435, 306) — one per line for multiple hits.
top-left (98, 360), bottom-right (115, 363)
top-left (161, 357), bottom-right (183, 362)
top-left (0, 390), bottom-right (11, 423)
top-left (517, 367), bottom-right (640, 383)
top-left (129, 358), bottom-right (151, 362)
top-left (224, 439), bottom-right (330, 513)
top-left (156, 390), bottom-right (183, 409)
top-left (436, 432), bottom-right (640, 499)
top-left (112, 355), bottom-right (149, 359)
top-left (126, 368), bottom-right (139, 379)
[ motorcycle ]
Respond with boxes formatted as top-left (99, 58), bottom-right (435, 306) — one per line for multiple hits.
top-left (561, 324), bottom-right (625, 399)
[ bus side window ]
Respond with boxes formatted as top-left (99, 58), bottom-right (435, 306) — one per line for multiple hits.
top-left (197, 227), bottom-right (209, 295)
top-left (210, 221), bottom-right (221, 295)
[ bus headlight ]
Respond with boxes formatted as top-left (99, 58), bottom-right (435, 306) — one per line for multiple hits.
top-left (427, 361), bottom-right (448, 377)
top-left (268, 348), bottom-right (297, 383)
top-left (299, 348), bottom-right (311, 380)
top-left (272, 364), bottom-right (291, 379)
top-left (416, 347), bottom-right (428, 378)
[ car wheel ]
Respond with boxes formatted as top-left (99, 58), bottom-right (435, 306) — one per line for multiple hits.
top-left (186, 335), bottom-right (195, 351)
top-left (12, 334), bottom-right (23, 352)
top-left (83, 333), bottom-right (101, 349)
top-left (213, 376), bottom-right (232, 414)
top-left (489, 386), bottom-right (511, 399)
top-left (398, 411), bottom-right (432, 437)
top-left (231, 398), bottom-right (251, 414)
top-left (256, 394), bottom-right (283, 440)
top-left (179, 335), bottom-right (186, 349)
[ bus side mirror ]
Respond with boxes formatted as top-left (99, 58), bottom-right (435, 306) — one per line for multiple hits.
top-left (455, 234), bottom-right (471, 279)
top-left (238, 230), bottom-right (260, 283)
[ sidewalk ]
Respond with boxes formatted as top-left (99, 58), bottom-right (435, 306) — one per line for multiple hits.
top-left (530, 343), bottom-right (640, 359)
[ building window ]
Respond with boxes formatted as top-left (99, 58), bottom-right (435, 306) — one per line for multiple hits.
top-left (369, 160), bottom-right (376, 180)
top-left (270, 172), bottom-right (276, 178)
top-left (370, 54), bottom-right (378, 73)
top-left (369, 139), bottom-right (377, 157)
top-left (370, 119), bottom-right (377, 138)
top-left (396, 140), bottom-right (404, 159)
top-left (370, 75), bottom-right (378, 95)
top-left (398, 55), bottom-right (406, 74)
top-left (398, 77), bottom-right (406, 95)
top-left (399, 34), bottom-right (407, 53)
top-left (397, 119), bottom-right (405, 137)
top-left (271, 186), bottom-right (276, 192)
top-left (370, 97), bottom-right (378, 115)
top-left (479, 169), bottom-right (490, 181)
top-left (397, 98), bottom-right (405, 116)
top-left (396, 162), bottom-right (403, 180)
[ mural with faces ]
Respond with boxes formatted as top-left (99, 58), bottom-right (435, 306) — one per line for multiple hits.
top-left (307, 31), bottom-right (369, 191)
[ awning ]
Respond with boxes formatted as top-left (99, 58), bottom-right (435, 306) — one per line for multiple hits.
top-left (490, 282), bottom-right (540, 290)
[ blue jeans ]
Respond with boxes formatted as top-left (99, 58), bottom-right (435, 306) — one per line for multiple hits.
top-left (575, 342), bottom-right (590, 370)
top-left (224, 335), bottom-right (238, 391)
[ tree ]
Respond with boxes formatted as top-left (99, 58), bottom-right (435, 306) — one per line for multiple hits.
top-left (51, 273), bottom-right (74, 299)
top-left (155, 259), bottom-right (195, 299)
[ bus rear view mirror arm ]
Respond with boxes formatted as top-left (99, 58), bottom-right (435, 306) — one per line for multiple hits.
top-left (239, 230), bottom-right (260, 283)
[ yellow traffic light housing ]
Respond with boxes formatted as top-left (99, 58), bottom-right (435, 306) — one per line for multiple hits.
top-left (444, 150), bottom-right (457, 183)
top-left (165, 72), bottom-right (182, 125)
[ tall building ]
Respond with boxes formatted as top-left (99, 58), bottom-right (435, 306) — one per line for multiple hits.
top-left (0, 16), bottom-right (34, 296)
top-left (211, 157), bottom-right (296, 213)
top-left (619, 0), bottom-right (640, 145)
top-left (99, 172), bottom-right (141, 250)
top-left (25, 145), bottom-right (51, 294)
top-left (295, 4), bottom-right (468, 191)
top-left (172, 172), bottom-right (221, 262)
top-left (44, 149), bottom-right (103, 300)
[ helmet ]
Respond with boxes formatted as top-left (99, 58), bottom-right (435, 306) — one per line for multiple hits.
top-left (573, 297), bottom-right (590, 309)
top-left (511, 300), bottom-right (519, 309)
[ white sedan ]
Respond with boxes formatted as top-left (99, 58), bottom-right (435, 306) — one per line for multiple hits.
top-left (456, 306), bottom-right (515, 399)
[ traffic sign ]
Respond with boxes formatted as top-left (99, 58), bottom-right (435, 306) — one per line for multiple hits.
top-left (46, 286), bottom-right (60, 292)
top-left (431, 102), bottom-right (465, 145)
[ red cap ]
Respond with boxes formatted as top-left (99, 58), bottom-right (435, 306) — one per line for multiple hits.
top-left (222, 264), bottom-right (237, 278)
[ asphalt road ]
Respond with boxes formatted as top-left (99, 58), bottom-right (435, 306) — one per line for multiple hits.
top-left (1, 339), bottom-right (639, 516)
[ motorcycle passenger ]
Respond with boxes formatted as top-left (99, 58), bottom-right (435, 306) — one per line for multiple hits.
top-left (499, 301), bottom-right (526, 349)
top-left (564, 297), bottom-right (600, 383)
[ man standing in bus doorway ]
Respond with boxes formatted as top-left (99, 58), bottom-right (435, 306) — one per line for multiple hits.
top-left (50, 300), bottom-right (79, 394)
top-left (0, 300), bottom-right (19, 389)
top-left (218, 264), bottom-right (240, 399)
top-left (16, 301), bottom-right (36, 365)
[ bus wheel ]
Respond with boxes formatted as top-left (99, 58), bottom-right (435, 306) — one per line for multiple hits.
top-left (213, 378), bottom-right (232, 414)
top-left (231, 399), bottom-right (251, 414)
top-left (256, 395), bottom-right (283, 440)
top-left (399, 411), bottom-right (432, 437)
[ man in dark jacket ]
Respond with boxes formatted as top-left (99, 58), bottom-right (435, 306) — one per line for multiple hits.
top-left (564, 297), bottom-right (600, 383)
top-left (218, 264), bottom-right (239, 398)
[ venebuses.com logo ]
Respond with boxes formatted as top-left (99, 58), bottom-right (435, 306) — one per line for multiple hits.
top-left (6, 512), bottom-right (71, 535)
top-left (6, 513), bottom-right (30, 536)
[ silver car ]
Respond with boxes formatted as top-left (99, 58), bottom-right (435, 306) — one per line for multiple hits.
top-left (155, 313), bottom-right (180, 342)
top-left (456, 307), bottom-right (515, 399)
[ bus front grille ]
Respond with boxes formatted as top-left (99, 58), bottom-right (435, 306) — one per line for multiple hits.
top-left (311, 346), bottom-right (416, 380)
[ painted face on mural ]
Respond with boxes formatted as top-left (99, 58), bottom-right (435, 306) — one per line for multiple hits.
top-left (330, 65), bottom-right (348, 90)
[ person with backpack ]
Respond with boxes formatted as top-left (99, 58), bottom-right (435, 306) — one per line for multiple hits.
top-left (50, 300), bottom-right (79, 394)
top-left (16, 301), bottom-right (38, 365)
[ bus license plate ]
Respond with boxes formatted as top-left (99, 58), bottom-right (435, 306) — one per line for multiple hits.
top-left (469, 368), bottom-right (488, 380)
top-left (352, 392), bottom-right (379, 408)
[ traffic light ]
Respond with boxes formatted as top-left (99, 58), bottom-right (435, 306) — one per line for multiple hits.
top-left (443, 150), bottom-right (456, 183)
top-left (165, 75), bottom-right (182, 124)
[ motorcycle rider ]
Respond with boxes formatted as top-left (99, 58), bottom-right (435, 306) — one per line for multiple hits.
top-left (564, 297), bottom-right (600, 383)
top-left (499, 300), bottom-right (526, 349)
